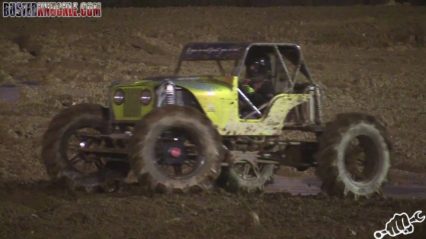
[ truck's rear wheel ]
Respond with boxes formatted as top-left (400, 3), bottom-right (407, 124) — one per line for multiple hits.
top-left (218, 151), bottom-right (275, 193)
top-left (315, 113), bottom-right (391, 198)
top-left (42, 104), bottom-right (126, 191)
top-left (130, 105), bottom-right (223, 193)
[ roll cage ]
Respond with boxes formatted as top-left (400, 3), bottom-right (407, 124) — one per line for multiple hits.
top-left (174, 42), bottom-right (317, 92)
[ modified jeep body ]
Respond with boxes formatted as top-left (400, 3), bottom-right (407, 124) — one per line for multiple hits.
top-left (42, 42), bottom-right (391, 197)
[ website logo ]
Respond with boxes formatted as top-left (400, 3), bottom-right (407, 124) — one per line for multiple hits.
top-left (374, 210), bottom-right (425, 239)
top-left (3, 2), bottom-right (102, 18)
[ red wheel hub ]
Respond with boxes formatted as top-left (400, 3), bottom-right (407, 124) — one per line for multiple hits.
top-left (169, 147), bottom-right (182, 158)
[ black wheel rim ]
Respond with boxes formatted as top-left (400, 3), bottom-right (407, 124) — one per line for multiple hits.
top-left (153, 127), bottom-right (204, 179)
top-left (233, 160), bottom-right (262, 182)
top-left (61, 126), bottom-right (106, 174)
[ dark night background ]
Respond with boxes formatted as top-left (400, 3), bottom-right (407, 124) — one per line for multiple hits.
top-left (101, 0), bottom-right (425, 7)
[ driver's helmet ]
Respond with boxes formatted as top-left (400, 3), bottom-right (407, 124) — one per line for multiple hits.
top-left (246, 56), bottom-right (271, 79)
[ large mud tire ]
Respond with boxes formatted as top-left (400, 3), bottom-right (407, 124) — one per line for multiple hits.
top-left (218, 160), bottom-right (274, 193)
top-left (42, 104), bottom-right (121, 191)
top-left (315, 113), bottom-right (391, 198)
top-left (130, 105), bottom-right (223, 193)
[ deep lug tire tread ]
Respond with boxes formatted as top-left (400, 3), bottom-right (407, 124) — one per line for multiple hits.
top-left (219, 163), bottom-right (275, 193)
top-left (41, 103), bottom-right (110, 191)
top-left (315, 113), bottom-right (392, 198)
top-left (130, 105), bottom-right (223, 193)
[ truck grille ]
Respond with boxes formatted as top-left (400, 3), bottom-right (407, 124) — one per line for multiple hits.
top-left (123, 89), bottom-right (141, 117)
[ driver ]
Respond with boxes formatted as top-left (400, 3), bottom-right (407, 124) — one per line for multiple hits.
top-left (240, 56), bottom-right (275, 107)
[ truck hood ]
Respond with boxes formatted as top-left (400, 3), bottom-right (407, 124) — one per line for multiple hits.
top-left (114, 75), bottom-right (234, 90)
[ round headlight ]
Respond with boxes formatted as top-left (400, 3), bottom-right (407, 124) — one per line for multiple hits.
top-left (113, 89), bottom-right (125, 105)
top-left (140, 89), bottom-right (152, 105)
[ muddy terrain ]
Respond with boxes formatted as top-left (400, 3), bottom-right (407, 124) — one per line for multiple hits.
top-left (0, 5), bottom-right (425, 239)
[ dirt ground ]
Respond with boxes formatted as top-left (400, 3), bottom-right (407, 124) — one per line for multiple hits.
top-left (0, 5), bottom-right (426, 239)
top-left (0, 182), bottom-right (425, 239)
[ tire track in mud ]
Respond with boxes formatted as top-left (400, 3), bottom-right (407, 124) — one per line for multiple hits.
top-left (266, 169), bottom-right (426, 199)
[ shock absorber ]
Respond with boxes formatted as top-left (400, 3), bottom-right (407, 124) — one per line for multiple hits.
top-left (165, 82), bottom-right (176, 105)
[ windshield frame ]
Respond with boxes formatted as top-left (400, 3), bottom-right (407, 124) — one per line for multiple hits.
top-left (174, 59), bottom-right (241, 76)
top-left (174, 42), bottom-right (247, 76)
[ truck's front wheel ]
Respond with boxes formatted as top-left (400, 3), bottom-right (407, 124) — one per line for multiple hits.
top-left (130, 105), bottom-right (223, 193)
top-left (42, 104), bottom-right (127, 192)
